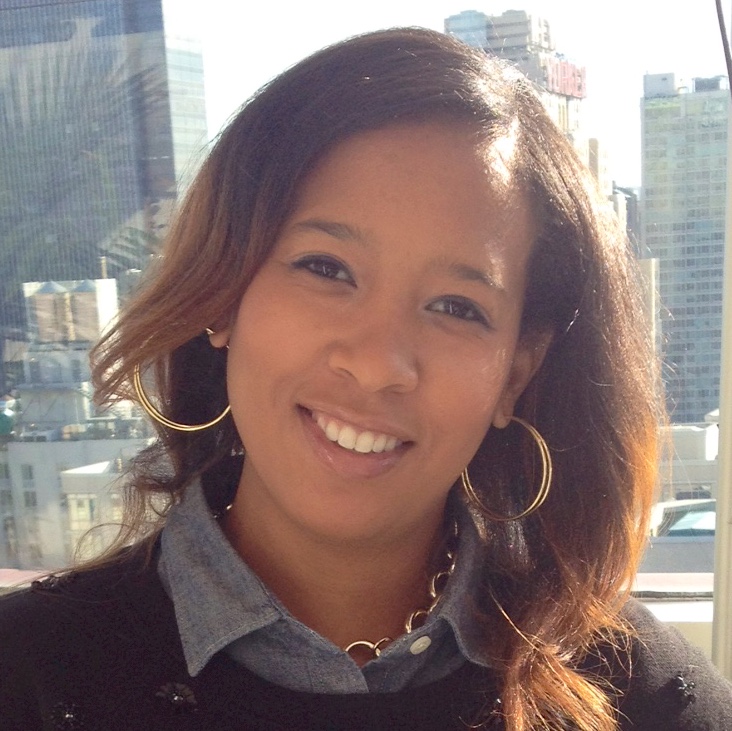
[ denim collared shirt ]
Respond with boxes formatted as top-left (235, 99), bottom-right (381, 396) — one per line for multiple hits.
top-left (158, 480), bottom-right (491, 693)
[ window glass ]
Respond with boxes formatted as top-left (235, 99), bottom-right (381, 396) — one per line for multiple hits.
top-left (0, 0), bottom-right (727, 664)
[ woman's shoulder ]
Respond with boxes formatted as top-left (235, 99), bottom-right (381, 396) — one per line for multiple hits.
top-left (0, 549), bottom-right (171, 665)
top-left (0, 551), bottom-right (188, 730)
top-left (0, 548), bottom-right (161, 630)
top-left (610, 597), bottom-right (732, 730)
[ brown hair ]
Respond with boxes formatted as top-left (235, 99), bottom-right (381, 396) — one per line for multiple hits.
top-left (91, 28), bottom-right (661, 731)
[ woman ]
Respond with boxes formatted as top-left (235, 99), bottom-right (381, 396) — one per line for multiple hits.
top-left (1, 27), bottom-right (731, 731)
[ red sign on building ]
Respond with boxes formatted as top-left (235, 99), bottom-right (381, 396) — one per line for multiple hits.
top-left (541, 56), bottom-right (586, 99)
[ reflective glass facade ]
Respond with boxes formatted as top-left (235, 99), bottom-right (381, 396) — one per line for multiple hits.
top-left (0, 0), bottom-right (206, 568)
top-left (642, 77), bottom-right (728, 423)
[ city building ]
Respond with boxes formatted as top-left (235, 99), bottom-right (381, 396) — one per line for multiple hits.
top-left (0, 0), bottom-right (207, 391)
top-left (444, 9), bottom-right (586, 146)
top-left (15, 278), bottom-right (136, 436)
top-left (641, 73), bottom-right (728, 422)
top-left (0, 0), bottom-right (204, 569)
top-left (0, 277), bottom-right (153, 569)
top-left (588, 137), bottom-right (612, 198)
top-left (613, 184), bottom-right (642, 255)
top-left (1, 440), bottom-right (147, 568)
top-left (60, 457), bottom-right (135, 563)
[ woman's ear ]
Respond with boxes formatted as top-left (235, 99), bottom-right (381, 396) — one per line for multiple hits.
top-left (492, 330), bottom-right (553, 429)
top-left (207, 324), bottom-right (232, 349)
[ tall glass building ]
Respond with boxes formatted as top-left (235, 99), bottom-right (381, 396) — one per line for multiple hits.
top-left (0, 0), bottom-right (206, 569)
top-left (0, 0), bottom-right (207, 390)
top-left (641, 73), bottom-right (728, 423)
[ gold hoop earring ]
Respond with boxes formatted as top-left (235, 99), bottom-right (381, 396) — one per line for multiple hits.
top-left (132, 329), bottom-right (231, 432)
top-left (461, 416), bottom-right (552, 521)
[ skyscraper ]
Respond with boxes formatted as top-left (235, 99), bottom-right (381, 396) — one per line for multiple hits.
top-left (0, 0), bottom-right (207, 390)
top-left (641, 73), bottom-right (728, 423)
top-left (0, 0), bottom-right (206, 568)
top-left (444, 9), bottom-right (586, 145)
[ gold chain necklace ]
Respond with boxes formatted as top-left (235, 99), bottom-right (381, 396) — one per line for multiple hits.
top-left (343, 521), bottom-right (459, 660)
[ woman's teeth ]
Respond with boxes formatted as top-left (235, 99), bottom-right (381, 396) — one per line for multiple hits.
top-left (313, 412), bottom-right (401, 454)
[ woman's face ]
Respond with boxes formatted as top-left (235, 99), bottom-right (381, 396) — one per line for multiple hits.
top-left (215, 122), bottom-right (547, 545)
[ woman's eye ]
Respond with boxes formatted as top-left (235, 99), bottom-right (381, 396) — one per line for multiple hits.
top-left (292, 255), bottom-right (354, 284)
top-left (428, 297), bottom-right (489, 327)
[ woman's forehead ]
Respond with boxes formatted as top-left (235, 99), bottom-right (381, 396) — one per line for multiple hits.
top-left (294, 120), bottom-right (525, 209)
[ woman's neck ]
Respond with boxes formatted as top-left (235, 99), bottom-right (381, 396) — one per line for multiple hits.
top-left (221, 502), bottom-right (443, 657)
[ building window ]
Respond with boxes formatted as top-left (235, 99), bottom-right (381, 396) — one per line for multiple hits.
top-left (25, 512), bottom-right (42, 563)
top-left (70, 359), bottom-right (83, 382)
top-left (20, 464), bottom-right (34, 481)
top-left (0, 490), bottom-right (13, 510)
top-left (2, 516), bottom-right (18, 563)
top-left (109, 493), bottom-right (123, 523)
top-left (23, 491), bottom-right (37, 509)
top-left (68, 494), bottom-right (97, 532)
top-left (28, 360), bottom-right (41, 383)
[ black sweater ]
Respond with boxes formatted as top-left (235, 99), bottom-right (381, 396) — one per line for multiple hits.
top-left (1, 557), bottom-right (731, 730)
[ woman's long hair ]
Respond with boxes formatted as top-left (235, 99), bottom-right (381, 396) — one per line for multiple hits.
top-left (91, 28), bottom-right (662, 731)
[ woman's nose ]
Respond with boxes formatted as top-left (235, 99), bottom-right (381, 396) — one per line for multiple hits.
top-left (326, 313), bottom-right (419, 394)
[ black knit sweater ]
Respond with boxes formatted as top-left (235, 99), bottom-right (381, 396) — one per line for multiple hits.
top-left (1, 556), bottom-right (731, 730)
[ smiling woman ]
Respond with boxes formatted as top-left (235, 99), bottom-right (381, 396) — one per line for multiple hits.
top-left (1, 26), bottom-right (731, 731)
top-left (217, 123), bottom-right (541, 554)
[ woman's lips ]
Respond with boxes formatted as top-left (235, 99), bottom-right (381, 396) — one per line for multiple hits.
top-left (297, 406), bottom-right (411, 479)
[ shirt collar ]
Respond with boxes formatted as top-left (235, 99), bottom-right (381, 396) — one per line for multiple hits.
top-left (159, 478), bottom-right (494, 677)
top-left (438, 506), bottom-right (493, 668)
top-left (159, 479), bottom-right (283, 676)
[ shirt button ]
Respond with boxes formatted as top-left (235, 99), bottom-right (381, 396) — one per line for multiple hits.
top-left (409, 636), bottom-right (432, 655)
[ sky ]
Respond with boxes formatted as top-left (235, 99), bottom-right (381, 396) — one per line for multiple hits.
top-left (189, 1), bottom-right (730, 187)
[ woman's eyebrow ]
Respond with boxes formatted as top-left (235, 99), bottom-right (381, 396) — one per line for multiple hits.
top-left (433, 257), bottom-right (506, 293)
top-left (291, 218), bottom-right (504, 292)
top-left (290, 218), bottom-right (370, 245)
